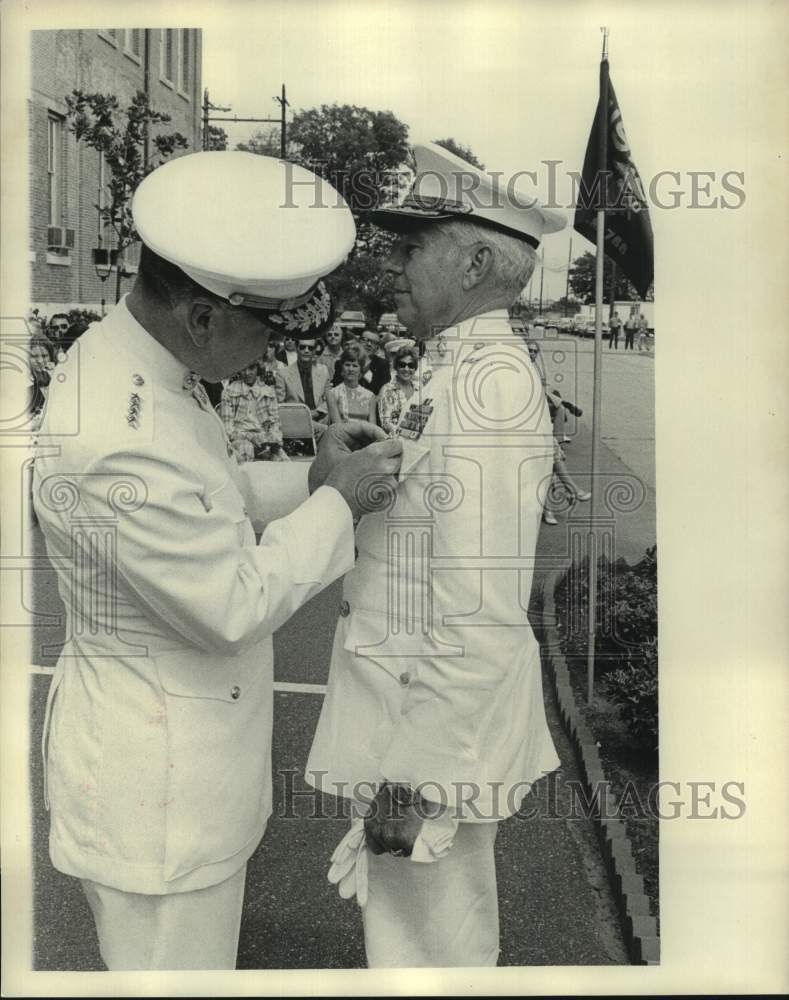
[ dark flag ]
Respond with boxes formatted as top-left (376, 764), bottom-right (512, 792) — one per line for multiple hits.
top-left (574, 71), bottom-right (654, 298)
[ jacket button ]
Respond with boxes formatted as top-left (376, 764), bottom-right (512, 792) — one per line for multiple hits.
top-left (399, 672), bottom-right (411, 686)
top-left (339, 600), bottom-right (350, 617)
top-left (230, 685), bottom-right (241, 700)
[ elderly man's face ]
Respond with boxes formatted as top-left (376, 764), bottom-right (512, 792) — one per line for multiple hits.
top-left (383, 227), bottom-right (464, 339)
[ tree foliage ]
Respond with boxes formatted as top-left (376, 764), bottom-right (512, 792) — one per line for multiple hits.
top-left (281, 103), bottom-right (411, 315)
top-left (65, 90), bottom-right (189, 257)
top-left (205, 124), bottom-right (229, 150)
top-left (568, 251), bottom-right (641, 304)
top-left (433, 137), bottom-right (485, 169)
top-left (236, 126), bottom-right (281, 157)
top-left (288, 103), bottom-right (409, 214)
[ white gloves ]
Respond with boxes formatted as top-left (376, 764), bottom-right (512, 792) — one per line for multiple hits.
top-left (327, 812), bottom-right (460, 906)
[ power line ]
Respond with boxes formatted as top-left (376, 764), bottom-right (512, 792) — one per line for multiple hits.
top-left (202, 85), bottom-right (289, 157)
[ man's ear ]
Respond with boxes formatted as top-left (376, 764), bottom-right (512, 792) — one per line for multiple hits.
top-left (461, 244), bottom-right (494, 290)
top-left (184, 297), bottom-right (225, 348)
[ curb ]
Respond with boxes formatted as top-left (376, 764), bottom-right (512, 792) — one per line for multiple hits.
top-left (539, 570), bottom-right (660, 966)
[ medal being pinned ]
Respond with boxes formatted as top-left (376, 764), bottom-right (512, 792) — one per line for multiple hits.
top-left (396, 397), bottom-right (434, 440)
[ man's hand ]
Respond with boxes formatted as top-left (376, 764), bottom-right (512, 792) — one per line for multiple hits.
top-left (309, 421), bottom-right (401, 520)
top-left (308, 420), bottom-right (389, 495)
top-left (320, 439), bottom-right (402, 521)
top-left (364, 784), bottom-right (443, 857)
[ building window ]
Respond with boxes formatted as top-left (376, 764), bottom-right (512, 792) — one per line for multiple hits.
top-left (161, 29), bottom-right (175, 85)
top-left (178, 29), bottom-right (190, 94)
top-left (124, 242), bottom-right (141, 274)
top-left (124, 29), bottom-right (143, 62)
top-left (97, 151), bottom-right (112, 246)
top-left (47, 115), bottom-right (62, 226)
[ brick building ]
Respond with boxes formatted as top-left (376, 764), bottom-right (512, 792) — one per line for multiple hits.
top-left (29, 29), bottom-right (202, 315)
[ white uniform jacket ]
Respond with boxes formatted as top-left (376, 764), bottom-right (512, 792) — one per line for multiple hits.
top-left (306, 310), bottom-right (560, 821)
top-left (33, 298), bottom-right (355, 894)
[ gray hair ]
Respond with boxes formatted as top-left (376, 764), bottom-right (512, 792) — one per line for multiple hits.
top-left (434, 220), bottom-right (538, 296)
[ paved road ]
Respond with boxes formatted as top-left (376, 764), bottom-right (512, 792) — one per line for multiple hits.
top-left (538, 334), bottom-right (655, 492)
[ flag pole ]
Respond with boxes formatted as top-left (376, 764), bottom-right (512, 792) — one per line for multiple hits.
top-left (587, 27), bottom-right (609, 704)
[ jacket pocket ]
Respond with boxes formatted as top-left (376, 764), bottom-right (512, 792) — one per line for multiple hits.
top-left (341, 609), bottom-right (419, 684)
top-left (155, 645), bottom-right (273, 881)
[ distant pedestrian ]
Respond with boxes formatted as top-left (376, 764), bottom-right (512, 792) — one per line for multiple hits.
top-left (624, 309), bottom-right (638, 350)
top-left (637, 314), bottom-right (650, 352)
top-left (608, 310), bottom-right (621, 350)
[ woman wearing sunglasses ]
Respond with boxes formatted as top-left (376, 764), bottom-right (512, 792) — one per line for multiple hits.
top-left (377, 345), bottom-right (419, 436)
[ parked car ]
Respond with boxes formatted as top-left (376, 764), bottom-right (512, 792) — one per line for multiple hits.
top-left (378, 312), bottom-right (407, 334)
top-left (577, 318), bottom-right (609, 338)
top-left (509, 318), bottom-right (528, 337)
top-left (338, 310), bottom-right (366, 331)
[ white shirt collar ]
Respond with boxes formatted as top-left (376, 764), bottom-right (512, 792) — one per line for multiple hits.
top-left (422, 309), bottom-right (510, 362)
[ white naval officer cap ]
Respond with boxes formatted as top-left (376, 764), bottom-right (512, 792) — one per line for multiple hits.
top-left (132, 151), bottom-right (356, 336)
top-left (370, 142), bottom-right (566, 248)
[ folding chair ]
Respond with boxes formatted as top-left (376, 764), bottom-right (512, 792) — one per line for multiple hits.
top-left (278, 402), bottom-right (317, 459)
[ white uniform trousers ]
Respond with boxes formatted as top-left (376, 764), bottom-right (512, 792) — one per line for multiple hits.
top-left (363, 822), bottom-right (499, 968)
top-left (81, 864), bottom-right (247, 970)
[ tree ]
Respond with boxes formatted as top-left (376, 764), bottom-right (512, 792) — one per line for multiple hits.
top-left (205, 124), bottom-right (228, 150)
top-left (568, 251), bottom-right (644, 304)
top-left (236, 126), bottom-right (281, 157)
top-left (288, 103), bottom-right (409, 214)
top-left (433, 137), bottom-right (485, 170)
top-left (65, 90), bottom-right (189, 302)
top-left (282, 104), bottom-right (411, 317)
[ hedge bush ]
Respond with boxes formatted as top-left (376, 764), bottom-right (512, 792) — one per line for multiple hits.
top-left (555, 546), bottom-right (658, 751)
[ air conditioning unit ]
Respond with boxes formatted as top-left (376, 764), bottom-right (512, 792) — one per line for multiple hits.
top-left (47, 226), bottom-right (75, 249)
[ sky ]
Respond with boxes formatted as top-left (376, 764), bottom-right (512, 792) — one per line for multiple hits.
top-left (202, 0), bottom-right (673, 301)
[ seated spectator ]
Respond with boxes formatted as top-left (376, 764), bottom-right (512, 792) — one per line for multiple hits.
top-left (361, 329), bottom-right (386, 360)
top-left (320, 322), bottom-right (344, 377)
top-left (260, 339), bottom-right (287, 379)
top-left (47, 313), bottom-right (70, 362)
top-left (219, 363), bottom-right (286, 463)
top-left (62, 318), bottom-right (91, 354)
top-left (276, 334), bottom-right (299, 366)
top-left (28, 335), bottom-right (56, 428)
top-left (312, 338), bottom-right (327, 367)
top-left (275, 338), bottom-right (331, 435)
top-left (377, 345), bottom-right (419, 435)
top-left (332, 331), bottom-right (390, 394)
top-left (326, 347), bottom-right (377, 425)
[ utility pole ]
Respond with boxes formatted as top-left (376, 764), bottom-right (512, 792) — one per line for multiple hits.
top-left (564, 237), bottom-right (572, 316)
top-left (201, 90), bottom-right (231, 150)
top-left (608, 260), bottom-right (617, 320)
top-left (202, 85), bottom-right (289, 156)
top-left (538, 248), bottom-right (545, 318)
top-left (275, 84), bottom-right (289, 159)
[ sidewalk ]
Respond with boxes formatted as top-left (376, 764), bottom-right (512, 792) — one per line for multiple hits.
top-left (535, 417), bottom-right (657, 573)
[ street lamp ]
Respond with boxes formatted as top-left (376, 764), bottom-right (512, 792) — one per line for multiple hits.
top-left (92, 248), bottom-right (119, 315)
